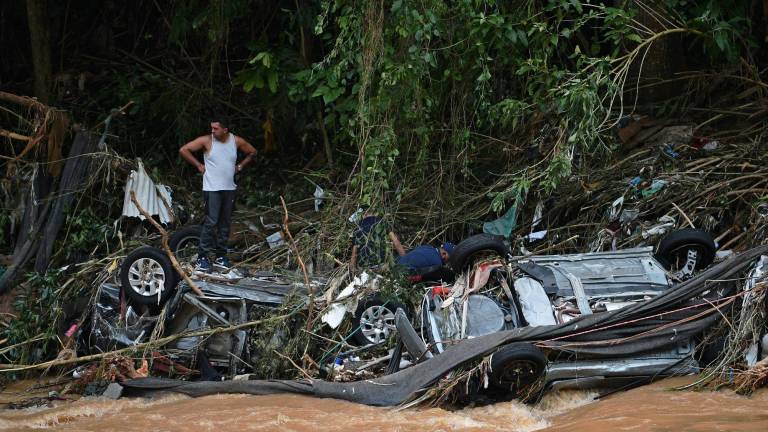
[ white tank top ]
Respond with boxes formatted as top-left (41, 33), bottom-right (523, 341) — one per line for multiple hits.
top-left (203, 133), bottom-right (237, 191)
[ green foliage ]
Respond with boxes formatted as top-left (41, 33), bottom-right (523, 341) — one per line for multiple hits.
top-left (1, 271), bottom-right (65, 365)
top-left (60, 208), bottom-right (111, 260)
top-left (491, 175), bottom-right (530, 213)
top-left (168, 0), bottom-right (252, 45)
top-left (668, 0), bottom-right (752, 61)
top-left (235, 50), bottom-right (280, 94)
top-left (10, 0), bottom-right (758, 252)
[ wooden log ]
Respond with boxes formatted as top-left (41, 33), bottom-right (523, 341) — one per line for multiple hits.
top-left (34, 131), bottom-right (99, 273)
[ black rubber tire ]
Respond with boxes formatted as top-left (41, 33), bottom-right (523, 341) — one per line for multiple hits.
top-left (120, 246), bottom-right (178, 306)
top-left (448, 233), bottom-right (509, 271)
top-left (350, 295), bottom-right (407, 346)
top-left (168, 224), bottom-right (202, 254)
top-left (489, 343), bottom-right (547, 397)
top-left (655, 229), bottom-right (716, 271)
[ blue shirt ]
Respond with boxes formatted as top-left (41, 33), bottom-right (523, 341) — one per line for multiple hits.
top-left (397, 245), bottom-right (442, 270)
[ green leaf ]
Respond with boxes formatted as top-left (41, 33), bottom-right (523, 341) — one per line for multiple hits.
top-left (714, 32), bottom-right (727, 52)
top-left (311, 85), bottom-right (329, 99)
top-left (570, 0), bottom-right (583, 13)
top-left (267, 72), bottom-right (278, 93)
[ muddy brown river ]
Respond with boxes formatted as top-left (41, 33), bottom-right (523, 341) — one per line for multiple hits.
top-left (1, 377), bottom-right (766, 431)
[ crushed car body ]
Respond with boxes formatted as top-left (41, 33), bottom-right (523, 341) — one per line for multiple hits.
top-left (117, 224), bottom-right (768, 406)
top-left (123, 245), bottom-right (768, 406)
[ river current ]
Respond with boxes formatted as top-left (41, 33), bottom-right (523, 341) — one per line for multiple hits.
top-left (1, 377), bottom-right (766, 431)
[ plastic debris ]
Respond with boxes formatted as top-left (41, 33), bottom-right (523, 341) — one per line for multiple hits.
top-left (348, 207), bottom-right (365, 223)
top-left (663, 143), bottom-right (680, 158)
top-left (266, 231), bottom-right (285, 249)
top-left (641, 179), bottom-right (668, 197)
top-left (609, 196), bottom-right (624, 221)
top-left (321, 272), bottom-right (376, 329)
top-left (641, 215), bottom-right (676, 238)
top-left (483, 204), bottom-right (518, 238)
top-left (525, 230), bottom-right (547, 242)
top-left (620, 209), bottom-right (640, 224)
top-left (314, 185), bottom-right (326, 212)
top-left (531, 201), bottom-right (544, 230)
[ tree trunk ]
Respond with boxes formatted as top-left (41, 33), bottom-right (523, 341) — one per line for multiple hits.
top-left (628, 0), bottom-right (687, 104)
top-left (295, 0), bottom-right (333, 165)
top-left (25, 0), bottom-right (52, 103)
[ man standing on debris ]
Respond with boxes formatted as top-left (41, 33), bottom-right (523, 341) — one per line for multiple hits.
top-left (179, 116), bottom-right (257, 271)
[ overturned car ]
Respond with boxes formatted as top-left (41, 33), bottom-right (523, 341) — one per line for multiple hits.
top-left (110, 226), bottom-right (721, 380)
top-left (122, 236), bottom-right (768, 406)
top-left (378, 230), bottom-right (768, 402)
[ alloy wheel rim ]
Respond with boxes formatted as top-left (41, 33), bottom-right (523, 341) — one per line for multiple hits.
top-left (127, 257), bottom-right (166, 297)
top-left (359, 305), bottom-right (396, 344)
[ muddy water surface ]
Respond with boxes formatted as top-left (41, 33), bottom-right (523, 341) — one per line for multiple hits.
top-left (1, 377), bottom-right (766, 431)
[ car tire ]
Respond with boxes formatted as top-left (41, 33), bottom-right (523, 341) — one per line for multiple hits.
top-left (120, 246), bottom-right (178, 306)
top-left (169, 225), bottom-right (202, 255)
top-left (655, 229), bottom-right (716, 271)
top-left (350, 295), bottom-right (407, 346)
top-left (449, 233), bottom-right (509, 271)
top-left (489, 343), bottom-right (547, 397)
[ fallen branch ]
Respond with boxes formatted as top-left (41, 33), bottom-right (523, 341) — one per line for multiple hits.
top-left (0, 91), bottom-right (48, 112)
top-left (274, 349), bottom-right (313, 380)
top-left (280, 196), bottom-right (314, 329)
top-left (0, 128), bottom-right (31, 141)
top-left (671, 202), bottom-right (695, 229)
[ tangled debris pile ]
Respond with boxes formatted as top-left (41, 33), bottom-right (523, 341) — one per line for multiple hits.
top-left (2, 96), bottom-right (768, 409)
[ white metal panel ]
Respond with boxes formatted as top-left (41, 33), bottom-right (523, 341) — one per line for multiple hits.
top-left (122, 160), bottom-right (172, 223)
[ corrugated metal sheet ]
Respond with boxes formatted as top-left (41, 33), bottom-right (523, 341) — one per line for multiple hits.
top-left (122, 160), bottom-right (173, 223)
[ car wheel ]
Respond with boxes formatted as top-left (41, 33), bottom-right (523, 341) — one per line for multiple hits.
top-left (490, 343), bottom-right (547, 398)
top-left (169, 225), bottom-right (202, 262)
top-left (350, 295), bottom-right (406, 346)
top-left (120, 246), bottom-right (178, 306)
top-left (449, 233), bottom-right (509, 271)
top-left (655, 229), bottom-right (716, 278)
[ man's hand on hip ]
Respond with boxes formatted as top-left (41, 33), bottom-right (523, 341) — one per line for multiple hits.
top-left (197, 164), bottom-right (206, 174)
